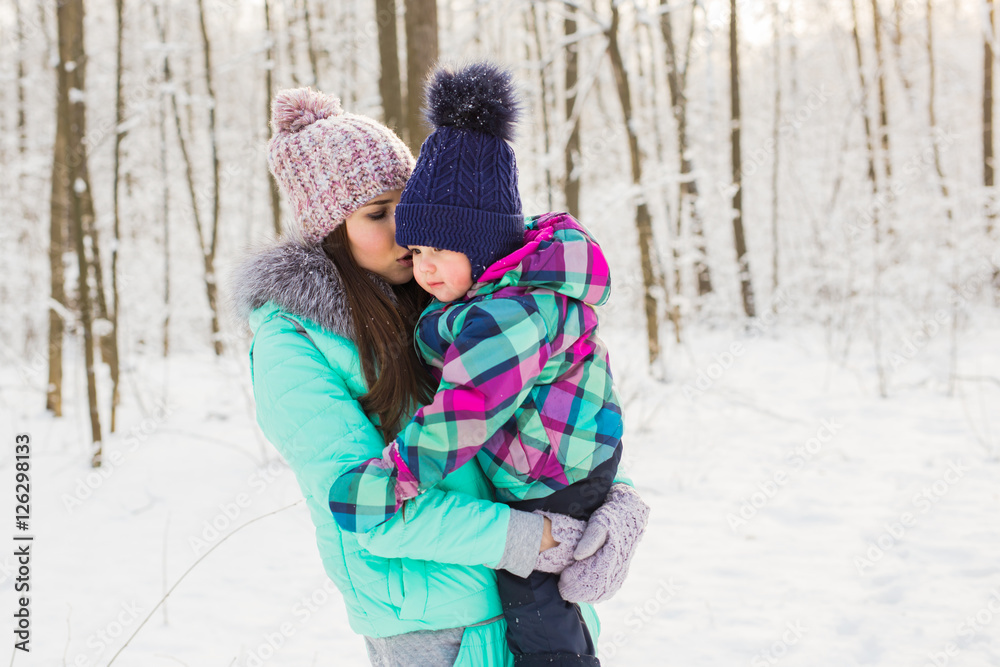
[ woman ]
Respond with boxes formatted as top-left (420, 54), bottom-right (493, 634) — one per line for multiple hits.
top-left (229, 88), bottom-right (640, 665)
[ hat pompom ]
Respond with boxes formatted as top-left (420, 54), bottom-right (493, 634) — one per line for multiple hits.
top-left (271, 87), bottom-right (343, 134)
top-left (425, 62), bottom-right (520, 141)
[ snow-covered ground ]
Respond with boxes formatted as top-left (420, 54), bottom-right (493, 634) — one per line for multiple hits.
top-left (2, 316), bottom-right (998, 667)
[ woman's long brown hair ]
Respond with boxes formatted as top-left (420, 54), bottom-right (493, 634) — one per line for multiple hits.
top-left (323, 224), bottom-right (436, 443)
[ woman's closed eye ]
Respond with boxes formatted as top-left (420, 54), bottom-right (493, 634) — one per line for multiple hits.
top-left (367, 209), bottom-right (387, 221)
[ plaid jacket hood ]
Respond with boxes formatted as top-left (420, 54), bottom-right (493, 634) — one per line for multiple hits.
top-left (330, 212), bottom-right (624, 533)
top-left (469, 211), bottom-right (613, 306)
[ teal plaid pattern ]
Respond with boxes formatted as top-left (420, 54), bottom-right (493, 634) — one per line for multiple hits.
top-left (331, 213), bottom-right (623, 532)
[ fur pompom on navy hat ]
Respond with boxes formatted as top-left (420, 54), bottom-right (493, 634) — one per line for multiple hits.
top-left (395, 61), bottom-right (525, 282)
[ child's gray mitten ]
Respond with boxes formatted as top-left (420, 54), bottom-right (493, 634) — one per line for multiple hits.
top-left (533, 511), bottom-right (587, 574)
top-left (558, 484), bottom-right (650, 602)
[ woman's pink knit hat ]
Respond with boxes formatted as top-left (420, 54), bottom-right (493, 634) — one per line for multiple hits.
top-left (267, 88), bottom-right (415, 245)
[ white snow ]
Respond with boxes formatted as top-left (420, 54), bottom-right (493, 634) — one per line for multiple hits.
top-left (2, 5), bottom-right (998, 665)
top-left (91, 318), bottom-right (114, 338)
top-left (3, 315), bottom-right (997, 667)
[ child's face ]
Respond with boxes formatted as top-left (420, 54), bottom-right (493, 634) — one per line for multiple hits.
top-left (409, 246), bottom-right (473, 302)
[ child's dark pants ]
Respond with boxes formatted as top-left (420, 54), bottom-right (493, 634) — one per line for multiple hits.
top-left (496, 446), bottom-right (622, 667)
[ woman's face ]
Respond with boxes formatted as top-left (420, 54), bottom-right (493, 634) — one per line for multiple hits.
top-left (344, 189), bottom-right (413, 285)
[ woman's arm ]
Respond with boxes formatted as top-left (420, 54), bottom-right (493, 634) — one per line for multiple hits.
top-left (358, 492), bottom-right (556, 577)
top-left (251, 312), bottom-right (517, 568)
top-left (330, 299), bottom-right (552, 533)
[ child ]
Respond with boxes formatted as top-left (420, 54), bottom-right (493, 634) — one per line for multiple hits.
top-left (330, 62), bottom-right (646, 666)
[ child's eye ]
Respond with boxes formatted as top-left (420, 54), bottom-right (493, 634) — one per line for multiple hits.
top-left (433, 247), bottom-right (443, 253)
top-left (410, 248), bottom-right (421, 255)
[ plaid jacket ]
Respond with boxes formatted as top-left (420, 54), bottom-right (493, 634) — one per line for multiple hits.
top-left (330, 212), bottom-right (624, 532)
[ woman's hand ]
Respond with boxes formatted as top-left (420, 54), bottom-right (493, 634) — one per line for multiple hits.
top-left (533, 511), bottom-right (586, 573)
top-left (540, 516), bottom-right (558, 551)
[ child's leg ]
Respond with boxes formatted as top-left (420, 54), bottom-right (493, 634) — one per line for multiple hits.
top-left (496, 568), bottom-right (596, 666)
top-left (497, 447), bottom-right (621, 666)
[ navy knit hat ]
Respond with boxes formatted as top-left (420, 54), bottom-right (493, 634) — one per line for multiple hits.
top-left (395, 62), bottom-right (525, 281)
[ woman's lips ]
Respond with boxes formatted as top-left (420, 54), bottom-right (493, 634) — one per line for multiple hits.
top-left (397, 256), bottom-right (413, 267)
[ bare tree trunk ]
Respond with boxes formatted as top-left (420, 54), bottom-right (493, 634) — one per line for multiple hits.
top-left (639, 18), bottom-right (682, 345)
top-left (404, 0), bottom-right (438, 151)
top-left (196, 0), bottom-right (224, 355)
top-left (285, 0), bottom-right (301, 86)
top-left (851, 0), bottom-right (888, 398)
top-left (181, 44), bottom-right (195, 140)
top-left (35, 0), bottom-right (53, 68)
top-left (771, 0), bottom-right (782, 296)
top-left (344, 2), bottom-right (358, 107)
top-left (926, 0), bottom-right (958, 396)
top-left (108, 0), bottom-right (125, 432)
top-left (473, 0), bottom-right (482, 49)
top-left (265, 0), bottom-right (282, 237)
top-left (889, 0), bottom-right (914, 100)
top-left (607, 1), bottom-right (662, 365)
top-left (15, 0), bottom-right (42, 356)
top-left (86, 202), bottom-right (111, 337)
top-left (58, 0), bottom-right (103, 464)
top-left (440, 0), bottom-right (452, 37)
top-left (564, 4), bottom-right (581, 219)
top-left (376, 0), bottom-right (404, 136)
top-left (529, 3), bottom-right (554, 210)
top-left (160, 77), bottom-right (171, 358)
top-left (871, 0), bottom-right (893, 195)
top-left (314, 0), bottom-right (333, 94)
top-left (660, 0), bottom-right (712, 299)
top-left (155, 2), bottom-right (222, 356)
top-left (16, 0), bottom-right (27, 160)
top-left (851, 4), bottom-right (880, 204)
top-left (76, 88), bottom-right (109, 443)
top-left (729, 0), bottom-right (755, 318)
top-left (153, 3), bottom-right (171, 357)
top-left (47, 4), bottom-right (69, 417)
top-left (788, 0), bottom-right (798, 99)
top-left (658, 0), bottom-right (695, 339)
top-left (986, 0), bottom-right (996, 236)
top-left (300, 0), bottom-right (320, 87)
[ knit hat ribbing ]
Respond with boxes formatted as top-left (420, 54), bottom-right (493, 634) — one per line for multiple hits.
top-left (267, 88), bottom-right (415, 245)
top-left (394, 62), bottom-right (525, 281)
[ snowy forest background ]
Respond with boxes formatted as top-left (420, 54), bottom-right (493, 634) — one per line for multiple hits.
top-left (2, 0), bottom-right (1000, 665)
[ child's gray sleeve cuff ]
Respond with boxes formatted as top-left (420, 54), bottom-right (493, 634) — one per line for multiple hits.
top-left (490, 509), bottom-right (544, 578)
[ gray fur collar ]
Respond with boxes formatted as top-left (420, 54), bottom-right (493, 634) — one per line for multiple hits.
top-left (228, 239), bottom-right (392, 341)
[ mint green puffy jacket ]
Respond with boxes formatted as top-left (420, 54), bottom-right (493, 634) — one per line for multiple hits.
top-left (231, 241), bottom-right (599, 662)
